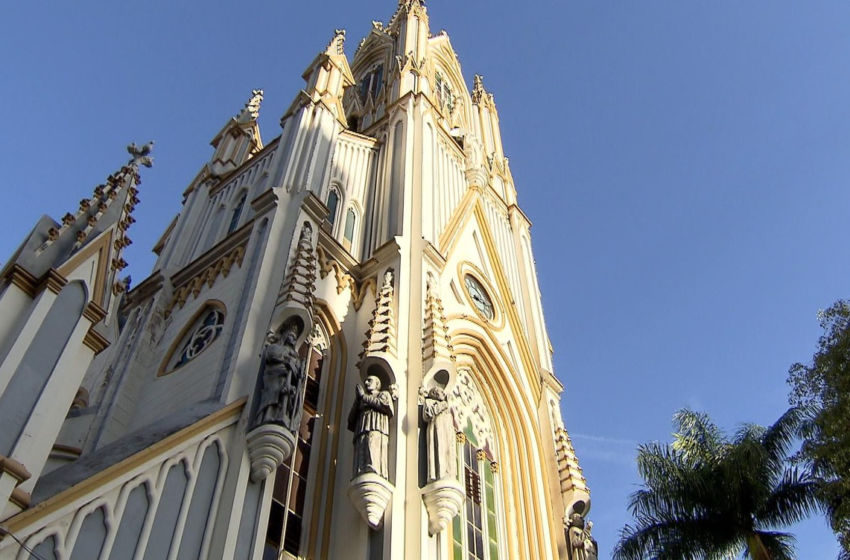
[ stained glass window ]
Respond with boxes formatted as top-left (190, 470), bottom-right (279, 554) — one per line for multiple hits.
top-left (173, 308), bottom-right (224, 370)
top-left (358, 64), bottom-right (384, 104)
top-left (435, 72), bottom-right (455, 116)
top-left (452, 439), bottom-right (500, 560)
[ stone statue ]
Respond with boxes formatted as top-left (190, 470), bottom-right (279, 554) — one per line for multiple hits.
top-left (254, 324), bottom-right (305, 432)
top-left (568, 513), bottom-right (587, 560)
top-left (422, 386), bottom-right (456, 482)
top-left (583, 521), bottom-right (598, 560)
top-left (347, 375), bottom-right (395, 479)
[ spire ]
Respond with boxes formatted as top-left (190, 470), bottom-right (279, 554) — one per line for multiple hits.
top-left (283, 29), bottom-right (355, 127)
top-left (471, 74), bottom-right (495, 108)
top-left (209, 89), bottom-right (264, 175)
top-left (3, 142), bottom-right (152, 311)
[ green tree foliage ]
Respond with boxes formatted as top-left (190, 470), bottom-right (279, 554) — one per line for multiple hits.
top-left (789, 300), bottom-right (850, 558)
top-left (614, 408), bottom-right (820, 560)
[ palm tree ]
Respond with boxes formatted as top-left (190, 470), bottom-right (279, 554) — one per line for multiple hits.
top-left (614, 407), bottom-right (821, 560)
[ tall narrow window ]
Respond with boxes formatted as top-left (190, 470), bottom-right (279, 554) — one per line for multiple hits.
top-left (435, 72), bottom-right (454, 115)
top-left (343, 208), bottom-right (356, 252)
top-left (228, 193), bottom-right (246, 234)
top-left (452, 437), bottom-right (501, 560)
top-left (358, 64), bottom-right (384, 104)
top-left (326, 190), bottom-right (340, 228)
top-left (264, 339), bottom-right (325, 559)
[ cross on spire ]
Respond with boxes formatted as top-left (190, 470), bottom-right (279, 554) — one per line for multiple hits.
top-left (126, 141), bottom-right (154, 168)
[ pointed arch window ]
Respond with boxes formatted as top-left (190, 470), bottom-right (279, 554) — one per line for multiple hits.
top-left (326, 189), bottom-right (340, 228)
top-left (228, 192), bottom-right (247, 234)
top-left (435, 72), bottom-right (455, 115)
top-left (358, 64), bottom-right (384, 104)
top-left (449, 370), bottom-right (502, 560)
top-left (342, 208), bottom-right (357, 252)
top-left (160, 306), bottom-right (225, 375)
top-left (453, 437), bottom-right (501, 560)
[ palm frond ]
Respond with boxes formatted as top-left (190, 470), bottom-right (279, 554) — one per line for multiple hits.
top-left (761, 407), bottom-right (805, 465)
top-left (753, 531), bottom-right (796, 560)
top-left (758, 467), bottom-right (822, 528)
top-left (614, 513), bottom-right (743, 560)
top-left (671, 409), bottom-right (727, 465)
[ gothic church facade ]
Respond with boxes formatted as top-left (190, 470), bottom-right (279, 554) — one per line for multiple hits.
top-left (0, 2), bottom-right (593, 559)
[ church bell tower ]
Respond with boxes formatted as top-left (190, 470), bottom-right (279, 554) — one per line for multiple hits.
top-left (0, 2), bottom-right (594, 559)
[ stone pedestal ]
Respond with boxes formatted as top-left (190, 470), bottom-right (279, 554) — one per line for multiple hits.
top-left (348, 473), bottom-right (394, 529)
top-left (246, 424), bottom-right (296, 483)
top-left (422, 478), bottom-right (465, 536)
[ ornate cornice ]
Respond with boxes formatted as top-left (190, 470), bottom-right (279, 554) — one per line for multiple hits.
top-left (315, 245), bottom-right (376, 311)
top-left (165, 243), bottom-right (247, 318)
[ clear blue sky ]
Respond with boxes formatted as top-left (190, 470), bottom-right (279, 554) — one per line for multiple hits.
top-left (2, 1), bottom-right (848, 557)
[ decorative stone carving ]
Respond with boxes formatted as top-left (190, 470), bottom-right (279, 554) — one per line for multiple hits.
top-left (450, 369), bottom-right (496, 458)
top-left (327, 29), bottom-right (346, 55)
top-left (357, 269), bottom-right (397, 368)
top-left (126, 141), bottom-right (154, 168)
top-left (246, 424), bottom-right (296, 483)
top-left (348, 473), bottom-right (394, 530)
top-left (422, 274), bottom-right (455, 374)
top-left (274, 221), bottom-right (317, 343)
top-left (347, 375), bottom-right (395, 479)
top-left (421, 478), bottom-right (465, 536)
top-left (555, 426), bottom-right (590, 517)
top-left (246, 324), bottom-right (307, 482)
top-left (238, 89), bottom-right (264, 122)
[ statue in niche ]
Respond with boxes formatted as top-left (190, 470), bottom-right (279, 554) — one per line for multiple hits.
top-left (422, 386), bottom-right (457, 482)
top-left (347, 375), bottom-right (396, 479)
top-left (254, 323), bottom-right (306, 432)
top-left (583, 521), bottom-right (598, 560)
top-left (568, 513), bottom-right (596, 560)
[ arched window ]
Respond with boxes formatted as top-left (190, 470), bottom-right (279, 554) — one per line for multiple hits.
top-left (449, 370), bottom-right (502, 560)
top-left (453, 437), bottom-right (501, 560)
top-left (263, 326), bottom-right (328, 559)
top-left (435, 71), bottom-right (455, 115)
top-left (160, 306), bottom-right (225, 375)
top-left (228, 192), bottom-right (247, 234)
top-left (342, 208), bottom-right (356, 252)
top-left (326, 189), bottom-right (340, 229)
top-left (358, 64), bottom-right (384, 104)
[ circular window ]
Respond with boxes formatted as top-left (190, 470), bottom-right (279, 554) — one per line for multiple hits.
top-left (464, 275), bottom-right (495, 321)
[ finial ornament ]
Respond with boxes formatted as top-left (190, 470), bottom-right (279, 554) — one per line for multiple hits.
top-left (472, 75), bottom-right (485, 104)
top-left (242, 89), bottom-right (264, 121)
top-left (327, 29), bottom-right (346, 55)
top-left (126, 142), bottom-right (154, 168)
